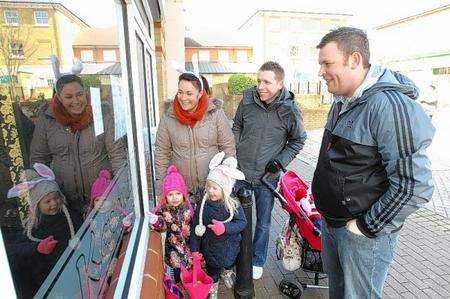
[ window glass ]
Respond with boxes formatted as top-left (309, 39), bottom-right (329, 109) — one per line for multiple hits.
top-left (103, 50), bottom-right (117, 62)
top-left (34, 11), bottom-right (49, 25)
top-left (237, 50), bottom-right (247, 63)
top-left (198, 50), bottom-right (210, 62)
top-left (4, 10), bottom-right (19, 25)
top-left (0, 7), bottom-right (134, 297)
top-left (81, 50), bottom-right (94, 62)
top-left (218, 50), bottom-right (229, 62)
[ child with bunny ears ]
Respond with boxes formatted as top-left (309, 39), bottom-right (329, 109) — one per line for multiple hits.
top-left (190, 152), bottom-right (247, 298)
top-left (148, 165), bottom-right (194, 283)
top-left (6, 163), bottom-right (82, 298)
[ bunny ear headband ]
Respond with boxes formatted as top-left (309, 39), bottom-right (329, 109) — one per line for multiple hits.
top-left (171, 53), bottom-right (203, 91)
top-left (208, 151), bottom-right (245, 181)
top-left (50, 54), bottom-right (83, 83)
top-left (7, 163), bottom-right (56, 199)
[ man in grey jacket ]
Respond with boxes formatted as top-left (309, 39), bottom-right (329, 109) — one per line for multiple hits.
top-left (233, 61), bottom-right (307, 279)
top-left (312, 27), bottom-right (435, 298)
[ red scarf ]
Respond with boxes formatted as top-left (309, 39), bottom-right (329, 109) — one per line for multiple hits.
top-left (173, 91), bottom-right (209, 128)
top-left (51, 94), bottom-right (92, 133)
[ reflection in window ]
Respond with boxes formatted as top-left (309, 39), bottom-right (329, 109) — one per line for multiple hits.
top-left (10, 41), bottom-right (24, 58)
top-left (4, 10), bottom-right (19, 25)
top-left (34, 11), bottom-right (49, 25)
top-left (0, 43), bottom-right (130, 296)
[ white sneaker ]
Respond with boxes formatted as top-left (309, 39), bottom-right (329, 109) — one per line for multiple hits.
top-left (252, 266), bottom-right (263, 279)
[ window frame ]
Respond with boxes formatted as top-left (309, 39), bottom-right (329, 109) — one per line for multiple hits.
top-left (198, 50), bottom-right (210, 62)
top-left (34, 10), bottom-right (49, 26)
top-left (218, 50), bottom-right (229, 62)
top-left (103, 49), bottom-right (117, 62)
top-left (4, 10), bottom-right (19, 26)
top-left (80, 49), bottom-right (94, 62)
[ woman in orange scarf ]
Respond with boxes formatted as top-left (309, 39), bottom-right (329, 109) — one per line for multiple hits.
top-left (155, 73), bottom-right (236, 203)
top-left (30, 74), bottom-right (127, 216)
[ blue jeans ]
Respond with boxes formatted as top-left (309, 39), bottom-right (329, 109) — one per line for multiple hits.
top-left (321, 220), bottom-right (399, 299)
top-left (252, 184), bottom-right (275, 267)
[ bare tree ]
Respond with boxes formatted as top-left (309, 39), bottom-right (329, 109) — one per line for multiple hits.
top-left (0, 25), bottom-right (38, 101)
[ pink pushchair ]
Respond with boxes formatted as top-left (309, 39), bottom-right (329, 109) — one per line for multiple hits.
top-left (262, 168), bottom-right (327, 296)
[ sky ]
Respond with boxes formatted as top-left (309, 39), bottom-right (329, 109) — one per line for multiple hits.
top-left (183, 0), bottom-right (449, 33)
top-left (62, 0), bottom-right (449, 30)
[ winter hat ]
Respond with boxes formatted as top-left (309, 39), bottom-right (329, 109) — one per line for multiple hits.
top-left (206, 152), bottom-right (244, 200)
top-left (85, 169), bottom-right (113, 217)
top-left (162, 165), bottom-right (189, 201)
top-left (90, 169), bottom-right (112, 201)
top-left (194, 152), bottom-right (245, 237)
top-left (152, 165), bottom-right (193, 215)
top-left (7, 163), bottom-right (75, 242)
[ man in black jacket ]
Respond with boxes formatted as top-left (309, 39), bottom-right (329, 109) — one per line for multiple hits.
top-left (233, 61), bottom-right (307, 279)
top-left (312, 27), bottom-right (434, 298)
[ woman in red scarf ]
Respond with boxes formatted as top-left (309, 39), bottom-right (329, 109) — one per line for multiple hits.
top-left (30, 75), bottom-right (127, 216)
top-left (155, 73), bottom-right (236, 203)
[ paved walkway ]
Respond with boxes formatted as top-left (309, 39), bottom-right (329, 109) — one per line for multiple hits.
top-left (219, 124), bottom-right (450, 298)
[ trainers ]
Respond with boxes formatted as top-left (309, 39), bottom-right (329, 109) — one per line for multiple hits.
top-left (252, 266), bottom-right (263, 279)
top-left (209, 282), bottom-right (219, 299)
top-left (221, 269), bottom-right (236, 288)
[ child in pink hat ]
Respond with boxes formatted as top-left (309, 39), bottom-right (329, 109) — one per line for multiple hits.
top-left (148, 165), bottom-right (194, 283)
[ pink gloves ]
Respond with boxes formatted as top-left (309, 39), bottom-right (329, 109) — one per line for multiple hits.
top-left (37, 235), bottom-right (58, 255)
top-left (148, 212), bottom-right (160, 227)
top-left (122, 212), bottom-right (134, 232)
top-left (208, 219), bottom-right (225, 236)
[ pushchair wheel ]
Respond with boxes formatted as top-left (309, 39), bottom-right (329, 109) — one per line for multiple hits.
top-left (279, 278), bottom-right (303, 298)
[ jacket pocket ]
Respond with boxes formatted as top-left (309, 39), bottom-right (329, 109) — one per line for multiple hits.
top-left (343, 176), bottom-right (371, 216)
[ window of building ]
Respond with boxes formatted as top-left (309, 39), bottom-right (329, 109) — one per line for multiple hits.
top-left (9, 42), bottom-right (24, 58)
top-left (237, 50), bottom-right (248, 63)
top-left (34, 11), bottom-right (49, 25)
top-left (198, 50), bottom-right (210, 62)
top-left (81, 50), bottom-right (94, 62)
top-left (289, 45), bottom-right (300, 58)
top-left (4, 10), bottom-right (19, 25)
top-left (268, 17), bottom-right (281, 32)
top-left (218, 50), bottom-right (229, 62)
top-left (103, 50), bottom-right (117, 62)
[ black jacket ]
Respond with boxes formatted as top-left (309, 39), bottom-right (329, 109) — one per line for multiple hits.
top-left (6, 210), bottom-right (82, 298)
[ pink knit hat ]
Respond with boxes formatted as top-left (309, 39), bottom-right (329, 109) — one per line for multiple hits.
top-left (152, 165), bottom-right (192, 215)
top-left (85, 169), bottom-right (112, 217)
top-left (91, 169), bottom-right (112, 200)
top-left (162, 165), bottom-right (188, 200)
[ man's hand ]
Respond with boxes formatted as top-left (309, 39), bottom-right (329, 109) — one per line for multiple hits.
top-left (346, 219), bottom-right (364, 236)
top-left (265, 159), bottom-right (282, 174)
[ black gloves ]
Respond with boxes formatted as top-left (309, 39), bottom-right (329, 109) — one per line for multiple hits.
top-left (265, 159), bottom-right (283, 174)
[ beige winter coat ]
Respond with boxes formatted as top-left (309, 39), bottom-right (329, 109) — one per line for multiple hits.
top-left (30, 104), bottom-right (127, 213)
top-left (155, 98), bottom-right (235, 195)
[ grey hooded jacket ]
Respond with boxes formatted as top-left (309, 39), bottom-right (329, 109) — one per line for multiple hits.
top-left (312, 68), bottom-right (435, 237)
top-left (232, 86), bottom-right (307, 184)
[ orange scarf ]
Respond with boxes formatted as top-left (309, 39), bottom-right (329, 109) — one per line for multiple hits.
top-left (51, 94), bottom-right (92, 133)
top-left (173, 91), bottom-right (209, 128)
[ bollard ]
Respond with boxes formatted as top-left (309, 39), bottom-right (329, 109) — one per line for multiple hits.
top-left (234, 184), bottom-right (255, 299)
